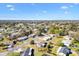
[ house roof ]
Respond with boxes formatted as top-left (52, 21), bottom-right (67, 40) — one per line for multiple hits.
top-left (62, 39), bottom-right (71, 46)
top-left (17, 36), bottom-right (28, 41)
top-left (64, 36), bottom-right (71, 40)
top-left (21, 48), bottom-right (32, 56)
top-left (0, 34), bottom-right (3, 37)
top-left (59, 47), bottom-right (70, 55)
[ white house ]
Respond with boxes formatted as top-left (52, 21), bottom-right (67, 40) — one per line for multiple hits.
top-left (62, 36), bottom-right (72, 46)
top-left (0, 34), bottom-right (3, 41)
top-left (36, 42), bottom-right (47, 48)
top-left (7, 32), bottom-right (19, 39)
top-left (62, 39), bottom-right (72, 46)
top-left (63, 36), bottom-right (71, 40)
top-left (43, 35), bottom-right (52, 41)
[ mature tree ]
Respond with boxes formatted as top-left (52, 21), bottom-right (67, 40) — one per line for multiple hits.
top-left (70, 23), bottom-right (77, 31)
top-left (30, 40), bottom-right (35, 45)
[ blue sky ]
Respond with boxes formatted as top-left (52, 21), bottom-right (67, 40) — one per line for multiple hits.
top-left (0, 3), bottom-right (79, 20)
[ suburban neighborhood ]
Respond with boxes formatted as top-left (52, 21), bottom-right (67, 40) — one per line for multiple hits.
top-left (0, 20), bottom-right (79, 56)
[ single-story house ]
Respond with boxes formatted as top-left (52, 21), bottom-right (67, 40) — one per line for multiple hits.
top-left (0, 28), bottom-right (4, 32)
top-left (76, 37), bottom-right (79, 41)
top-left (49, 34), bottom-right (55, 37)
top-left (20, 48), bottom-right (34, 56)
top-left (63, 36), bottom-right (71, 40)
top-left (49, 34), bottom-right (59, 37)
top-left (2, 42), bottom-right (15, 50)
top-left (17, 36), bottom-right (28, 41)
top-left (36, 42), bottom-right (47, 48)
top-left (14, 48), bottom-right (23, 52)
top-left (57, 47), bottom-right (72, 56)
top-left (43, 36), bottom-right (52, 41)
top-left (62, 39), bottom-right (72, 46)
top-left (68, 31), bottom-right (76, 37)
top-left (0, 34), bottom-right (3, 41)
top-left (7, 44), bottom-right (14, 48)
top-left (34, 37), bottom-right (47, 48)
top-left (28, 34), bottom-right (36, 38)
top-left (8, 33), bottom-right (19, 40)
top-left (2, 42), bottom-right (10, 46)
top-left (62, 36), bottom-right (72, 46)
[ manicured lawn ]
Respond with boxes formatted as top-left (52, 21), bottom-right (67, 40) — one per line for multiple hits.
top-left (69, 54), bottom-right (77, 56)
top-left (14, 38), bottom-right (32, 48)
top-left (34, 47), bottom-right (48, 56)
top-left (34, 37), bottom-right (63, 56)
top-left (67, 39), bottom-right (78, 56)
top-left (7, 52), bottom-right (20, 56)
top-left (70, 39), bottom-right (79, 51)
top-left (51, 37), bottom-right (63, 46)
top-left (0, 36), bottom-right (11, 52)
top-left (47, 37), bottom-right (63, 56)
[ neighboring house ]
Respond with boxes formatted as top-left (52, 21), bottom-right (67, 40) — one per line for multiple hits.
top-left (68, 31), bottom-right (76, 37)
top-left (17, 36), bottom-right (28, 41)
top-left (3, 44), bottom-right (14, 50)
top-left (8, 33), bottom-right (19, 40)
top-left (76, 37), bottom-right (79, 41)
top-left (43, 36), bottom-right (52, 41)
top-left (20, 48), bottom-right (34, 56)
top-left (0, 34), bottom-right (3, 41)
top-left (33, 29), bottom-right (38, 34)
top-left (14, 48), bottom-right (23, 53)
top-left (57, 47), bottom-right (72, 56)
top-left (63, 36), bottom-right (71, 40)
top-left (7, 44), bottom-right (14, 48)
top-left (0, 28), bottom-right (4, 32)
top-left (2, 42), bottom-right (10, 46)
top-left (62, 36), bottom-right (72, 46)
top-left (62, 39), bottom-right (72, 46)
top-left (49, 34), bottom-right (55, 37)
top-left (28, 34), bottom-right (36, 38)
top-left (36, 42), bottom-right (47, 48)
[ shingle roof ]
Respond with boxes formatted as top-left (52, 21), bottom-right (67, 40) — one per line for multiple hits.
top-left (21, 48), bottom-right (31, 56)
top-left (17, 36), bottom-right (28, 41)
top-left (59, 47), bottom-right (70, 55)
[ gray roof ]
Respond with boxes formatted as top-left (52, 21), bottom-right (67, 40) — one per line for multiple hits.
top-left (21, 48), bottom-right (31, 56)
top-left (59, 47), bottom-right (70, 55)
top-left (17, 36), bottom-right (28, 41)
top-left (0, 34), bottom-right (3, 39)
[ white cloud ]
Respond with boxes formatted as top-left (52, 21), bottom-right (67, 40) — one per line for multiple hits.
top-left (70, 5), bottom-right (74, 7)
top-left (6, 4), bottom-right (13, 8)
top-left (61, 5), bottom-right (74, 10)
top-left (60, 6), bottom-right (70, 14)
top-left (6, 4), bottom-right (15, 11)
top-left (42, 10), bottom-right (47, 13)
top-left (61, 6), bottom-right (68, 10)
top-left (10, 8), bottom-right (15, 11)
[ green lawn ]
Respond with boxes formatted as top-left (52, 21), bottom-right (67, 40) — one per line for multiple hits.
top-left (35, 37), bottom-right (63, 56)
top-left (6, 52), bottom-right (20, 56)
